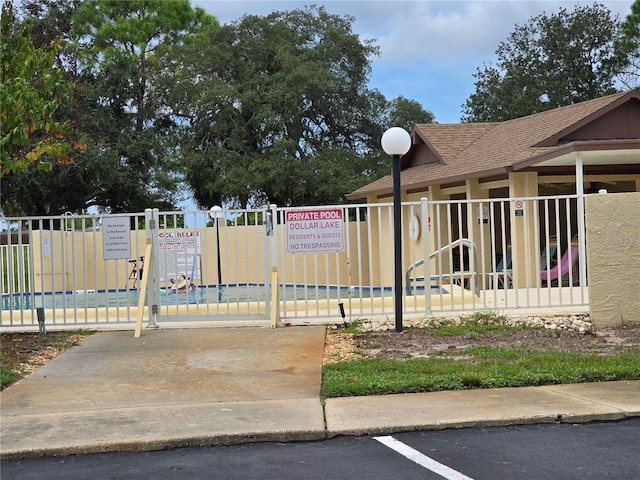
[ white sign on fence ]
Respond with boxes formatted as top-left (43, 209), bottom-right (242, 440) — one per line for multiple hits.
top-left (158, 230), bottom-right (202, 281)
top-left (286, 208), bottom-right (344, 253)
top-left (102, 216), bottom-right (131, 260)
top-left (513, 199), bottom-right (525, 217)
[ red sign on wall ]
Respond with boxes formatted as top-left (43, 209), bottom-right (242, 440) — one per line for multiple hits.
top-left (285, 208), bottom-right (344, 253)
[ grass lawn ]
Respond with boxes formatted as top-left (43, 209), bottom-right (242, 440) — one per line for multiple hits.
top-left (322, 348), bottom-right (640, 398)
top-left (322, 314), bottom-right (640, 398)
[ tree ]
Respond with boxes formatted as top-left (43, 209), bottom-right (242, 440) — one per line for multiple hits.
top-left (18, 0), bottom-right (81, 61)
top-left (1, 0), bottom-right (89, 216)
top-left (160, 6), bottom-right (434, 209)
top-left (49, 0), bottom-right (219, 215)
top-left (614, 0), bottom-right (640, 89)
top-left (462, 3), bottom-right (621, 122)
top-left (4, 2), bottom-right (435, 214)
top-left (0, 0), bottom-right (74, 177)
top-left (160, 7), bottom-right (349, 208)
top-left (1, 0), bottom-right (217, 216)
top-left (387, 96), bottom-right (435, 132)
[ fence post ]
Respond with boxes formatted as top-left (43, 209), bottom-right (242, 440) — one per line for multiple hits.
top-left (37, 307), bottom-right (46, 334)
top-left (421, 197), bottom-right (432, 318)
top-left (269, 204), bottom-right (280, 326)
top-left (145, 208), bottom-right (159, 329)
top-left (262, 204), bottom-right (274, 325)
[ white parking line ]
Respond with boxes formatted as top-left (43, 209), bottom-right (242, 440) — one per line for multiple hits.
top-left (374, 436), bottom-right (475, 480)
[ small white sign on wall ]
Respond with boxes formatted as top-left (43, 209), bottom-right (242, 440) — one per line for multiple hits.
top-left (102, 216), bottom-right (131, 260)
top-left (513, 199), bottom-right (525, 217)
top-left (477, 206), bottom-right (489, 224)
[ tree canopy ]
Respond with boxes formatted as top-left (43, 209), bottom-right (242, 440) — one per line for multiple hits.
top-left (462, 3), bottom-right (621, 122)
top-left (3, 1), bottom-right (435, 215)
top-left (65, 0), bottom-right (216, 214)
top-left (0, 0), bottom-right (75, 177)
top-left (614, 0), bottom-right (640, 89)
top-left (2, 0), bottom-right (216, 215)
top-left (159, 6), bottom-right (433, 208)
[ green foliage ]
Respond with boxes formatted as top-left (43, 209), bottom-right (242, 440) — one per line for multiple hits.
top-left (462, 310), bottom-right (509, 325)
top-left (4, 1), bottom-right (434, 213)
top-left (322, 348), bottom-right (640, 398)
top-left (160, 6), bottom-right (434, 208)
top-left (60, 0), bottom-right (216, 214)
top-left (0, 365), bottom-right (20, 389)
top-left (386, 96), bottom-right (435, 133)
top-left (426, 310), bottom-right (520, 337)
top-left (160, 6), bottom-right (375, 207)
top-left (56, 328), bottom-right (95, 337)
top-left (614, 0), bottom-right (640, 89)
top-left (462, 3), bottom-right (621, 122)
top-left (216, 211), bottom-right (265, 227)
top-left (332, 319), bottom-right (366, 334)
top-left (1, 244), bottom-right (31, 292)
top-left (3, 0), bottom-right (217, 215)
top-left (464, 345), bottom-right (522, 359)
top-left (0, 0), bottom-right (73, 176)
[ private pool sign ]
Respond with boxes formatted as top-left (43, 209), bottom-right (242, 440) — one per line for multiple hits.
top-left (286, 208), bottom-right (345, 253)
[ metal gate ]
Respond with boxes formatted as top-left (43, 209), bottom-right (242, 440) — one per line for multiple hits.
top-left (0, 208), bottom-right (273, 330)
top-left (1, 195), bottom-right (590, 331)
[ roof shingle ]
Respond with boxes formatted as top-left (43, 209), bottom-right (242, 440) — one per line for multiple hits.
top-left (349, 90), bottom-right (639, 199)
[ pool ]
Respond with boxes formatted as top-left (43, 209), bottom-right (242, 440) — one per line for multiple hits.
top-left (1, 284), bottom-right (447, 311)
top-left (2, 286), bottom-right (252, 311)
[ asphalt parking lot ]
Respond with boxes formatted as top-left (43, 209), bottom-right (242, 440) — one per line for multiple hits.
top-left (3, 418), bottom-right (639, 480)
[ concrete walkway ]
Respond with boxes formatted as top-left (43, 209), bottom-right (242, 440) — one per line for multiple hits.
top-left (1, 327), bottom-right (639, 460)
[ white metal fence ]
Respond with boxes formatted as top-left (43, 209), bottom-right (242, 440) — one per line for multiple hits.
top-left (0, 195), bottom-right (588, 330)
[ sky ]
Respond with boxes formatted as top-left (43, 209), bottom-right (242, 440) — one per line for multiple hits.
top-left (192, 0), bottom-right (635, 123)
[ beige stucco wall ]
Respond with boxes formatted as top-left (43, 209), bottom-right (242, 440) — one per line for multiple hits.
top-left (32, 230), bottom-right (156, 292)
top-left (29, 222), bottom-right (371, 292)
top-left (585, 192), bottom-right (640, 327)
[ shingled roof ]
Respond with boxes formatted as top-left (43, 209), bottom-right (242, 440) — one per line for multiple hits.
top-left (348, 90), bottom-right (640, 199)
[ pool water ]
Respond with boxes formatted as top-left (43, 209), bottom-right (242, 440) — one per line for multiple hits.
top-left (2, 284), bottom-right (447, 311)
top-left (3, 286), bottom-right (247, 310)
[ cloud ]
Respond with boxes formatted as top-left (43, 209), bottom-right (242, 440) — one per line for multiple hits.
top-left (195, 1), bottom-right (634, 65)
top-left (190, 0), bottom-right (635, 122)
top-left (374, 0), bottom-right (634, 65)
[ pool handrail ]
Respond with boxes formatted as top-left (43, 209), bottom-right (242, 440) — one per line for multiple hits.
top-left (405, 238), bottom-right (480, 296)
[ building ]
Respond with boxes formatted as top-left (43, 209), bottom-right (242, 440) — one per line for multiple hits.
top-left (347, 90), bottom-right (640, 289)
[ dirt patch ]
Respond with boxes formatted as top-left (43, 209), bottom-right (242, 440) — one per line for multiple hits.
top-left (1, 332), bottom-right (90, 389)
top-left (324, 332), bottom-right (361, 364)
top-left (3, 324), bottom-right (640, 386)
top-left (324, 323), bottom-right (640, 363)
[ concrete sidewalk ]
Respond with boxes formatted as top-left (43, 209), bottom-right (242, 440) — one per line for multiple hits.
top-left (1, 327), bottom-right (639, 460)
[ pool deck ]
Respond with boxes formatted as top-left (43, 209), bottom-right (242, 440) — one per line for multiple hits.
top-left (1, 285), bottom-right (589, 330)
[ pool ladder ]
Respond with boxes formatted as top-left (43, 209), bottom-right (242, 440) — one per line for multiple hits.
top-left (405, 238), bottom-right (480, 296)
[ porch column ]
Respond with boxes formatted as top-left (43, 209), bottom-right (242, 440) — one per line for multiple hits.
top-left (508, 172), bottom-right (539, 287)
top-left (426, 184), bottom-right (449, 276)
top-left (465, 179), bottom-right (492, 289)
top-left (575, 153), bottom-right (588, 287)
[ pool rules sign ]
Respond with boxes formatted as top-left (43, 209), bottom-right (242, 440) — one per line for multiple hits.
top-left (286, 208), bottom-right (345, 253)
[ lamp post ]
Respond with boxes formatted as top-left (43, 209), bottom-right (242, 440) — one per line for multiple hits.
top-left (209, 206), bottom-right (223, 298)
top-left (381, 127), bottom-right (412, 332)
